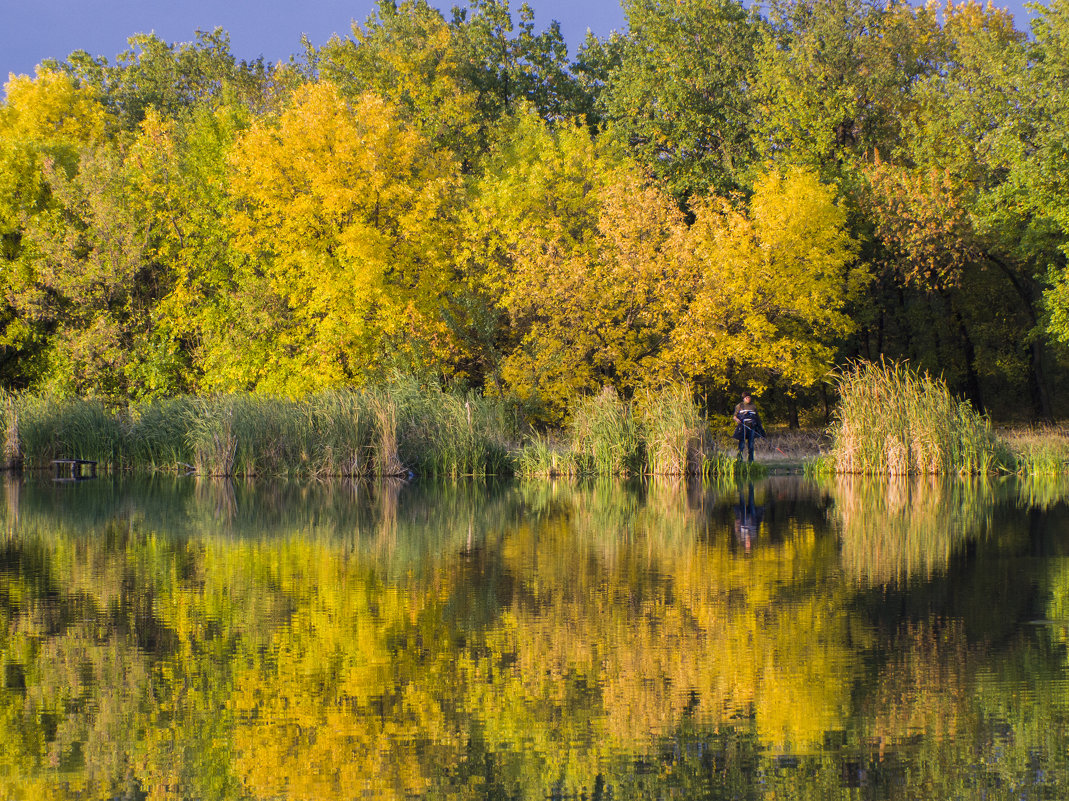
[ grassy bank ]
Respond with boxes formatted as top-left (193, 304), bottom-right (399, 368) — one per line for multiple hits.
top-left (1000, 425), bottom-right (1069, 476)
top-left (22, 365), bottom-right (1067, 480)
top-left (0, 382), bottom-right (748, 479)
top-left (1, 381), bottom-right (519, 479)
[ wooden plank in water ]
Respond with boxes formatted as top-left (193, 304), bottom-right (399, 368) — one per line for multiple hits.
top-left (51, 459), bottom-right (98, 481)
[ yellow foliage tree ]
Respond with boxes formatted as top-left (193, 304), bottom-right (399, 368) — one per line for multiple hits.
top-left (0, 69), bottom-right (106, 234)
top-left (226, 81), bottom-right (462, 393)
top-left (670, 165), bottom-right (866, 392)
top-left (466, 111), bottom-right (693, 416)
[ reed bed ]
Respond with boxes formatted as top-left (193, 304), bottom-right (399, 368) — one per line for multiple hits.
top-left (635, 384), bottom-right (706, 476)
top-left (394, 380), bottom-right (516, 478)
top-left (829, 360), bottom-right (1006, 475)
top-left (709, 453), bottom-right (768, 479)
top-left (515, 433), bottom-right (577, 477)
top-left (0, 383), bottom-right (519, 477)
top-left (517, 385), bottom-right (740, 478)
top-left (14, 394), bottom-right (125, 469)
top-left (2, 392), bottom-right (21, 470)
top-left (570, 387), bottom-right (644, 476)
top-left (127, 397), bottom-right (198, 470)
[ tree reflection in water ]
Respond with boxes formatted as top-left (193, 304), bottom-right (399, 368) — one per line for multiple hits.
top-left (1, 473), bottom-right (1069, 799)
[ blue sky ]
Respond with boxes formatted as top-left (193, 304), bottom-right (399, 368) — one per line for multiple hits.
top-left (1, 0), bottom-right (627, 82)
top-left (2, 0), bottom-right (1035, 86)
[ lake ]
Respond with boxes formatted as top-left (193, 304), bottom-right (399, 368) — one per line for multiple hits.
top-left (2, 472), bottom-right (1069, 799)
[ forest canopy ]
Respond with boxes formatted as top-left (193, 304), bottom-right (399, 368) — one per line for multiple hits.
top-left (2, 0), bottom-right (1068, 422)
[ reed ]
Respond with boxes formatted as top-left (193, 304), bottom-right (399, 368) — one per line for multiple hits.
top-left (635, 384), bottom-right (707, 476)
top-left (516, 385), bottom-right (750, 478)
top-left (516, 433), bottom-right (578, 477)
top-left (187, 392), bottom-right (378, 477)
top-left (306, 389), bottom-right (373, 477)
top-left (127, 397), bottom-right (198, 470)
top-left (707, 453), bottom-right (769, 479)
top-left (14, 394), bottom-right (124, 468)
top-left (395, 379), bottom-right (516, 477)
top-left (1, 391), bottom-right (21, 470)
top-left (1, 382), bottom-right (524, 477)
top-left (569, 387), bottom-right (643, 476)
top-left (188, 396), bottom-right (240, 476)
top-left (802, 454), bottom-right (835, 478)
top-left (829, 359), bottom-right (1005, 475)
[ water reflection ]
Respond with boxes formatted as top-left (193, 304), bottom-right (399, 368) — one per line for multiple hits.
top-left (831, 474), bottom-right (996, 585)
top-left (734, 482), bottom-right (764, 550)
top-left (1, 474), bottom-right (1069, 799)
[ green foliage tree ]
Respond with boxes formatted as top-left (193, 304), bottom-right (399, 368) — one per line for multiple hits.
top-left (451, 0), bottom-right (589, 125)
top-left (860, 2), bottom-right (1059, 415)
top-left (123, 105), bottom-right (253, 397)
top-left (49, 29), bottom-right (272, 132)
top-left (754, 0), bottom-right (935, 174)
top-left (315, 1), bottom-right (482, 163)
top-left (596, 0), bottom-right (760, 200)
top-left (1020, 2), bottom-right (1069, 349)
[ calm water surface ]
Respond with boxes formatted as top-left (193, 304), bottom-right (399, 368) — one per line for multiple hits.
top-left (3, 473), bottom-right (1069, 799)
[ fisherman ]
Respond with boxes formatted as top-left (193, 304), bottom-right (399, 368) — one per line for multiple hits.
top-left (732, 392), bottom-right (765, 462)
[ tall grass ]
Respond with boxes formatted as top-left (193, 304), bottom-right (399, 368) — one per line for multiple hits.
top-left (394, 379), bottom-right (516, 478)
top-left (15, 394), bottom-right (125, 468)
top-left (570, 387), bottom-right (643, 476)
top-left (309, 389), bottom-right (374, 476)
top-left (829, 359), bottom-right (1006, 475)
top-left (2, 391), bottom-right (21, 470)
top-left (635, 384), bottom-right (706, 476)
top-left (127, 397), bottom-right (197, 470)
top-left (515, 433), bottom-right (577, 477)
top-left (0, 383), bottom-right (519, 477)
top-left (518, 384), bottom-right (738, 478)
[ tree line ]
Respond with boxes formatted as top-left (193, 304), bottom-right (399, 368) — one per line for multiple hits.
top-left (2, 0), bottom-right (1068, 423)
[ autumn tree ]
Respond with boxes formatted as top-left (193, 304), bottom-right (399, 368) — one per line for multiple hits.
top-left (670, 166), bottom-right (864, 395)
top-left (460, 112), bottom-right (692, 415)
top-left (225, 82), bottom-right (462, 394)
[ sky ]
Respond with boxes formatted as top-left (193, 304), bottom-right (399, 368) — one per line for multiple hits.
top-left (1, 0), bottom-right (1037, 86)
top-left (1, 0), bottom-right (628, 82)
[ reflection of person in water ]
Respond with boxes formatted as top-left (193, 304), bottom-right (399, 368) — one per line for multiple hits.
top-left (734, 482), bottom-right (764, 551)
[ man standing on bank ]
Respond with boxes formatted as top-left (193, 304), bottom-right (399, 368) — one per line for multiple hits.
top-left (732, 393), bottom-right (765, 463)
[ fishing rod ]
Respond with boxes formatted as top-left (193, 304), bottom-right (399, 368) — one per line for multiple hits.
top-left (742, 419), bottom-right (789, 457)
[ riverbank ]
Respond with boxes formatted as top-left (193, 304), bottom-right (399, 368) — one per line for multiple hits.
top-left (0, 385), bottom-right (736, 479)
top-left (3, 384), bottom-right (1067, 480)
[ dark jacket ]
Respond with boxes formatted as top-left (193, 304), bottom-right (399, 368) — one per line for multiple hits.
top-left (732, 404), bottom-right (765, 440)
